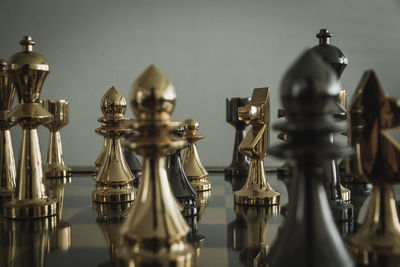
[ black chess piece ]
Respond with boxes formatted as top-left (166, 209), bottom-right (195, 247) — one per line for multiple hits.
top-left (225, 97), bottom-right (251, 177)
top-left (167, 126), bottom-right (200, 217)
top-left (266, 51), bottom-right (354, 267)
top-left (123, 131), bottom-right (143, 183)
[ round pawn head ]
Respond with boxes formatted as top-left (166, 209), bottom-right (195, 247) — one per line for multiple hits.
top-left (8, 36), bottom-right (50, 104)
top-left (130, 65), bottom-right (176, 122)
top-left (281, 50), bottom-right (341, 118)
top-left (101, 86), bottom-right (127, 118)
top-left (183, 118), bottom-right (199, 136)
top-left (309, 29), bottom-right (348, 78)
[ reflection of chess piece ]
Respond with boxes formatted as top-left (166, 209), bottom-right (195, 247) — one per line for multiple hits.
top-left (345, 71), bottom-right (400, 266)
top-left (225, 97), bottom-right (251, 177)
top-left (124, 131), bottom-right (143, 180)
top-left (41, 99), bottom-right (71, 178)
top-left (0, 59), bottom-right (16, 201)
top-left (3, 36), bottom-right (57, 219)
top-left (0, 215), bottom-right (16, 267)
top-left (119, 65), bottom-right (193, 265)
top-left (267, 51), bottom-right (354, 267)
top-left (93, 87), bottom-right (136, 203)
top-left (182, 118), bottom-right (211, 192)
top-left (167, 125), bottom-right (200, 217)
top-left (234, 88), bottom-right (280, 206)
top-left (94, 202), bottom-right (132, 266)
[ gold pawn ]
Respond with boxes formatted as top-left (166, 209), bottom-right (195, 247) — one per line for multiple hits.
top-left (182, 118), bottom-right (211, 192)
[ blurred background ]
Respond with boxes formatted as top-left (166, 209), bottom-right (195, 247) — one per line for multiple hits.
top-left (1, 0), bottom-right (400, 168)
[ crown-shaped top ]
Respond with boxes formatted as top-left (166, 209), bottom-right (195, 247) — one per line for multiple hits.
top-left (281, 50), bottom-right (340, 117)
top-left (8, 36), bottom-right (49, 104)
top-left (309, 29), bottom-right (348, 78)
top-left (130, 65), bottom-right (176, 122)
top-left (101, 86), bottom-right (127, 117)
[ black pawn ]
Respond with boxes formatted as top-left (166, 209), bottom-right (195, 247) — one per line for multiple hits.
top-left (225, 97), bottom-right (251, 177)
top-left (266, 51), bottom-right (354, 267)
top-left (167, 126), bottom-right (200, 217)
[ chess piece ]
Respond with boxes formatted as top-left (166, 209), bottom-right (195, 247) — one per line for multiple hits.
top-left (234, 87), bottom-right (280, 206)
top-left (266, 51), bottom-right (354, 267)
top-left (41, 99), bottom-right (71, 178)
top-left (124, 131), bottom-right (143, 179)
top-left (119, 65), bottom-right (193, 265)
top-left (0, 214), bottom-right (16, 267)
top-left (345, 70), bottom-right (400, 266)
top-left (3, 36), bottom-right (57, 219)
top-left (309, 28), bottom-right (352, 205)
top-left (276, 109), bottom-right (293, 178)
top-left (225, 97), bottom-right (251, 177)
top-left (0, 59), bottom-right (16, 201)
top-left (182, 118), bottom-right (211, 192)
top-left (167, 125), bottom-right (200, 217)
top-left (93, 87), bottom-right (136, 203)
top-left (94, 134), bottom-right (110, 177)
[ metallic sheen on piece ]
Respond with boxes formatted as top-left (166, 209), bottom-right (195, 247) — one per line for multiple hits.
top-left (3, 36), bottom-right (57, 219)
top-left (234, 87), bottom-right (280, 206)
top-left (41, 99), bottom-right (71, 178)
top-left (345, 70), bottom-right (400, 266)
top-left (124, 131), bottom-right (143, 180)
top-left (182, 118), bottom-right (211, 192)
top-left (266, 51), bottom-right (354, 267)
top-left (93, 87), bottom-right (136, 203)
top-left (0, 60), bottom-right (16, 201)
top-left (225, 97), bottom-right (251, 177)
top-left (119, 65), bottom-right (193, 266)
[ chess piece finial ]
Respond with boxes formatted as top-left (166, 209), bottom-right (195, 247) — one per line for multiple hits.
top-left (182, 118), bottom-right (211, 191)
top-left (266, 51), bottom-right (354, 267)
top-left (234, 87), bottom-right (280, 206)
top-left (225, 97), bottom-right (251, 177)
top-left (167, 125), bottom-right (200, 217)
top-left (345, 70), bottom-right (400, 265)
top-left (41, 99), bottom-right (71, 178)
top-left (119, 65), bottom-right (193, 265)
top-left (93, 86), bottom-right (136, 203)
top-left (3, 36), bottom-right (57, 219)
top-left (0, 60), bottom-right (16, 201)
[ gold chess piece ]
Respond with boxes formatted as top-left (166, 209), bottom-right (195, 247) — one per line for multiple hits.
top-left (234, 87), bottom-right (280, 206)
top-left (41, 99), bottom-right (71, 178)
top-left (182, 118), bottom-right (211, 192)
top-left (345, 70), bottom-right (400, 266)
top-left (119, 65), bottom-right (193, 266)
top-left (0, 59), bottom-right (16, 201)
top-left (93, 87), bottom-right (136, 203)
top-left (3, 36), bottom-right (57, 219)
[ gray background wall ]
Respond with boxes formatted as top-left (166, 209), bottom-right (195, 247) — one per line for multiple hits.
top-left (1, 0), bottom-right (400, 168)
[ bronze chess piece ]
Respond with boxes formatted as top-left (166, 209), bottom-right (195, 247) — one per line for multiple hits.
top-left (41, 99), bottom-right (71, 178)
top-left (234, 87), bottom-right (280, 206)
top-left (345, 70), bottom-right (400, 266)
top-left (0, 59), bottom-right (16, 201)
top-left (93, 87), bottom-right (136, 203)
top-left (3, 36), bottom-right (57, 219)
top-left (266, 51), bottom-right (354, 267)
top-left (118, 65), bottom-right (193, 266)
top-left (182, 118), bottom-right (211, 192)
top-left (225, 97), bottom-right (251, 177)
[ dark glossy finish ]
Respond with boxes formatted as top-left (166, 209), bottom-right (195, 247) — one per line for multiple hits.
top-left (225, 98), bottom-right (251, 177)
top-left (123, 131), bottom-right (143, 180)
top-left (267, 51), bottom-right (354, 267)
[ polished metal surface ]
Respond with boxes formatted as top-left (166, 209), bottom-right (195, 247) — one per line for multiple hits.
top-left (234, 88), bottom-right (280, 206)
top-left (3, 36), bottom-right (57, 219)
top-left (93, 87), bottom-right (136, 203)
top-left (182, 118), bottom-right (211, 192)
top-left (120, 65), bottom-right (193, 266)
top-left (41, 99), bottom-right (71, 178)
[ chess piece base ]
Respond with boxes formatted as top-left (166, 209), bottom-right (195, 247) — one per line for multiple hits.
top-left (0, 188), bottom-right (14, 201)
top-left (45, 164), bottom-right (72, 178)
top-left (189, 178), bottom-right (211, 192)
top-left (92, 187), bottom-right (135, 203)
top-left (3, 198), bottom-right (57, 219)
top-left (234, 189), bottom-right (280, 206)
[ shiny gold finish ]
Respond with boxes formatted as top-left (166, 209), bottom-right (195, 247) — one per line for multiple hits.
top-left (0, 60), bottom-right (16, 201)
top-left (41, 99), bottom-right (71, 178)
top-left (3, 36), bottom-right (57, 219)
top-left (345, 70), bottom-right (400, 266)
top-left (338, 89), bottom-right (348, 110)
top-left (182, 118), bottom-right (211, 192)
top-left (93, 87), bottom-right (136, 203)
top-left (119, 65), bottom-right (193, 266)
top-left (338, 89), bottom-right (351, 202)
top-left (234, 88), bottom-right (280, 206)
